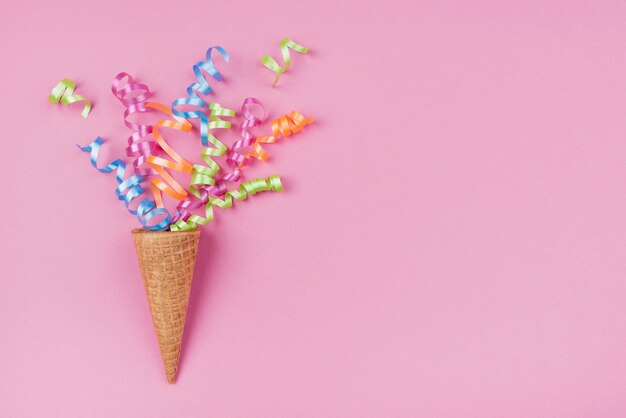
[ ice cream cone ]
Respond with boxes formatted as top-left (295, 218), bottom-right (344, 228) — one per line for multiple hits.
top-left (131, 228), bottom-right (201, 383)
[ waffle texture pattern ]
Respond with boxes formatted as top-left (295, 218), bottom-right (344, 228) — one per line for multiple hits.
top-left (131, 228), bottom-right (201, 383)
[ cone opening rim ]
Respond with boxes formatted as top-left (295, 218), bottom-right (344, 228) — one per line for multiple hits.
top-left (131, 228), bottom-right (201, 236)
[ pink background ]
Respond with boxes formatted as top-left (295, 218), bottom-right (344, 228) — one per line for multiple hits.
top-left (3, 0), bottom-right (626, 416)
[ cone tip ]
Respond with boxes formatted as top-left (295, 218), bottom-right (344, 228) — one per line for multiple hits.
top-left (166, 368), bottom-right (177, 384)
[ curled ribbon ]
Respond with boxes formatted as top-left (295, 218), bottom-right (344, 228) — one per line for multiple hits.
top-left (170, 176), bottom-right (283, 231)
top-left (112, 73), bottom-right (193, 208)
top-left (188, 102), bottom-right (234, 198)
top-left (145, 102), bottom-right (193, 208)
top-left (77, 137), bottom-right (171, 231)
top-left (261, 38), bottom-right (309, 86)
top-left (246, 111), bottom-right (315, 163)
top-left (228, 97), bottom-right (265, 169)
top-left (49, 79), bottom-right (92, 118)
top-left (172, 46), bottom-right (229, 146)
top-left (111, 72), bottom-right (156, 177)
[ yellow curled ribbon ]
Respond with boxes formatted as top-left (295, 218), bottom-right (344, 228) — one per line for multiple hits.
top-left (49, 78), bottom-right (92, 118)
top-left (261, 38), bottom-right (309, 86)
top-left (246, 111), bottom-right (314, 163)
top-left (144, 102), bottom-right (193, 208)
top-left (170, 176), bottom-right (283, 231)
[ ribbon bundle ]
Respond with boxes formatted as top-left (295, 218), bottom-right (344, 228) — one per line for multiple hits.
top-left (66, 40), bottom-right (315, 231)
top-left (169, 99), bottom-right (250, 227)
top-left (170, 97), bottom-right (313, 230)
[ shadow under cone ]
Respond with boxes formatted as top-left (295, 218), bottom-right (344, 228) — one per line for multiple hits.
top-left (131, 228), bottom-right (201, 383)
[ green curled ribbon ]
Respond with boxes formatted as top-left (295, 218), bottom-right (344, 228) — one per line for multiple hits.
top-left (188, 102), bottom-right (235, 196)
top-left (261, 38), bottom-right (309, 86)
top-left (170, 175), bottom-right (283, 231)
top-left (49, 78), bottom-right (92, 118)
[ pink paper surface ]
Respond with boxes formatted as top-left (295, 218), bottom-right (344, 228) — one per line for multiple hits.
top-left (3, 0), bottom-right (626, 416)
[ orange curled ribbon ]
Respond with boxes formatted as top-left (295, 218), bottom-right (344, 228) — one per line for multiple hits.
top-left (246, 111), bottom-right (314, 163)
top-left (144, 102), bottom-right (193, 208)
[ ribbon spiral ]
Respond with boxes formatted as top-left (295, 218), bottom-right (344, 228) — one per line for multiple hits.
top-left (228, 97), bottom-right (265, 169)
top-left (112, 72), bottom-right (193, 208)
top-left (49, 79), bottom-right (92, 118)
top-left (145, 102), bottom-right (193, 208)
top-left (261, 38), bottom-right (309, 86)
top-left (172, 46), bottom-right (230, 146)
top-left (77, 137), bottom-right (171, 231)
top-left (112, 72), bottom-right (156, 176)
top-left (246, 111), bottom-right (315, 163)
top-left (187, 102), bottom-right (235, 198)
top-left (170, 176), bottom-right (283, 231)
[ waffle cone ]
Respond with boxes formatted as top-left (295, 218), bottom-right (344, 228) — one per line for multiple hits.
top-left (131, 228), bottom-right (201, 383)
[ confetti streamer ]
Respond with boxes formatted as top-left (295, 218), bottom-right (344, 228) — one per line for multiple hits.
top-left (172, 46), bottom-right (229, 146)
top-left (187, 102), bottom-right (235, 198)
top-left (112, 73), bottom-right (194, 207)
top-left (111, 72), bottom-right (156, 176)
top-left (228, 97), bottom-right (265, 169)
top-left (49, 78), bottom-right (92, 118)
top-left (77, 137), bottom-right (171, 231)
top-left (70, 48), bottom-right (315, 233)
top-left (261, 38), bottom-right (309, 86)
top-left (145, 102), bottom-right (193, 208)
top-left (246, 111), bottom-right (314, 163)
top-left (170, 176), bottom-right (283, 231)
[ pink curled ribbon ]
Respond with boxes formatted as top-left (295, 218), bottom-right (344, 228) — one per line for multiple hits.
top-left (111, 72), bottom-right (156, 176)
top-left (228, 97), bottom-right (265, 169)
top-left (112, 72), bottom-right (193, 208)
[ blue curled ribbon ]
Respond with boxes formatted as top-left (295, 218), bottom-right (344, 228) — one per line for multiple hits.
top-left (77, 137), bottom-right (171, 231)
top-left (172, 46), bottom-right (230, 146)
